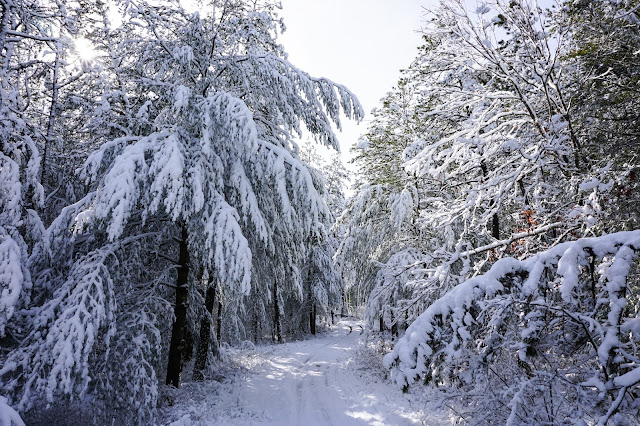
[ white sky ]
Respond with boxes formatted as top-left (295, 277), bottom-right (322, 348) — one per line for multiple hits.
top-left (278, 0), bottom-right (428, 170)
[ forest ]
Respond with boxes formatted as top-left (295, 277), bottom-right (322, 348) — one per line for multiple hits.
top-left (0, 0), bottom-right (639, 424)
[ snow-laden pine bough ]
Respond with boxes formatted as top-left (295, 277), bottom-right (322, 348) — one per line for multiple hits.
top-left (385, 230), bottom-right (640, 425)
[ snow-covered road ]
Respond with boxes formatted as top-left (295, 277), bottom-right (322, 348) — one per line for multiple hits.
top-left (164, 320), bottom-right (446, 425)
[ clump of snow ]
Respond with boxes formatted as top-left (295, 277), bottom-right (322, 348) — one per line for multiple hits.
top-left (500, 139), bottom-right (520, 152)
top-left (476, 4), bottom-right (491, 14)
top-left (0, 233), bottom-right (25, 336)
top-left (173, 85), bottom-right (191, 112)
top-left (0, 396), bottom-right (24, 426)
top-left (355, 138), bottom-right (370, 149)
top-left (389, 188), bottom-right (415, 231)
top-left (614, 367), bottom-right (640, 388)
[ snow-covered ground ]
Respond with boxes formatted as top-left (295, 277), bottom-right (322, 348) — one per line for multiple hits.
top-left (159, 320), bottom-right (449, 425)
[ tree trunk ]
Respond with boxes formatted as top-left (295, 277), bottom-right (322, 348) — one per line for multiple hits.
top-left (183, 328), bottom-right (194, 362)
top-left (379, 316), bottom-right (384, 332)
top-left (481, 161), bottom-right (500, 239)
top-left (253, 306), bottom-right (259, 344)
top-left (193, 277), bottom-right (217, 381)
top-left (216, 300), bottom-right (222, 345)
top-left (166, 226), bottom-right (190, 388)
top-left (273, 281), bottom-right (282, 343)
top-left (391, 311), bottom-right (398, 338)
top-left (42, 45), bottom-right (61, 189)
top-left (491, 213), bottom-right (500, 240)
top-left (310, 302), bottom-right (316, 335)
top-left (0, 3), bottom-right (11, 62)
top-left (341, 288), bottom-right (347, 316)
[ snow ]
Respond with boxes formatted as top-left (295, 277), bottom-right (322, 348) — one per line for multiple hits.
top-left (159, 320), bottom-right (449, 425)
top-left (174, 85), bottom-right (191, 112)
top-left (0, 396), bottom-right (24, 426)
top-left (90, 137), bottom-right (150, 241)
top-left (385, 230), bottom-right (640, 389)
top-left (148, 134), bottom-right (186, 221)
top-left (0, 248), bottom-right (117, 410)
top-left (614, 367), bottom-right (640, 388)
top-left (390, 188), bottom-right (415, 231)
top-left (0, 233), bottom-right (25, 336)
top-left (0, 153), bottom-right (22, 227)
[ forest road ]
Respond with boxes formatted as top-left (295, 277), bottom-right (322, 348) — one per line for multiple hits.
top-left (211, 319), bottom-right (433, 426)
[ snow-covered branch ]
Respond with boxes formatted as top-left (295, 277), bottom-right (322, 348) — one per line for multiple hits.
top-left (386, 230), bottom-right (640, 422)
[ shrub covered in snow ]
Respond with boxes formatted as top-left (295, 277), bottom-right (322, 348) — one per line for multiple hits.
top-left (385, 231), bottom-right (640, 424)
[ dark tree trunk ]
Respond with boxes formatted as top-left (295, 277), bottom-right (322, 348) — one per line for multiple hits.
top-left (216, 300), bottom-right (222, 345)
top-left (193, 278), bottom-right (217, 381)
top-left (0, 3), bottom-right (12, 60)
top-left (379, 316), bottom-right (384, 332)
top-left (253, 307), bottom-right (259, 344)
top-left (391, 311), bottom-right (398, 338)
top-left (166, 226), bottom-right (190, 388)
top-left (341, 287), bottom-right (348, 316)
top-left (42, 46), bottom-right (61, 191)
top-left (310, 303), bottom-right (316, 335)
top-left (273, 281), bottom-right (282, 343)
top-left (491, 213), bottom-right (500, 239)
top-left (518, 179), bottom-right (530, 205)
top-left (481, 161), bottom-right (500, 239)
top-left (306, 277), bottom-right (315, 335)
top-left (183, 328), bottom-right (194, 362)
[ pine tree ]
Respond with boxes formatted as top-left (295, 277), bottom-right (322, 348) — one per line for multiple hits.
top-left (0, 0), bottom-right (362, 419)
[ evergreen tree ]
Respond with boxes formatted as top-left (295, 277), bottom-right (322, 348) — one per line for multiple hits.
top-left (0, 0), bottom-right (362, 420)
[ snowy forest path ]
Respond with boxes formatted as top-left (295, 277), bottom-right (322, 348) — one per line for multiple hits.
top-left (165, 319), bottom-right (446, 425)
top-left (217, 319), bottom-right (429, 425)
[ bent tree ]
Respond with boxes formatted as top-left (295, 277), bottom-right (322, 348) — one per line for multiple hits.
top-left (0, 0), bottom-right (362, 421)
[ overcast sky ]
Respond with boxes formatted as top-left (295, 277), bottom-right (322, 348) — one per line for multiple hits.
top-left (278, 0), bottom-right (427, 168)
